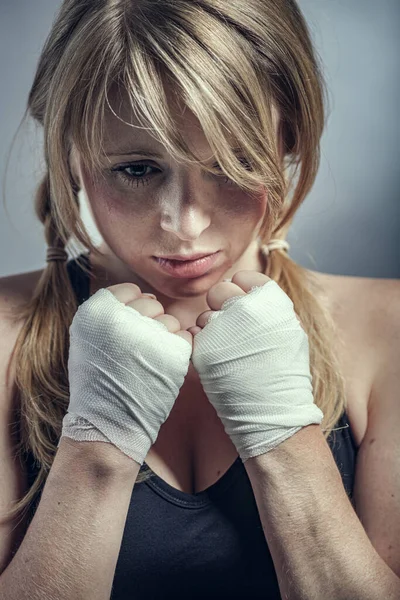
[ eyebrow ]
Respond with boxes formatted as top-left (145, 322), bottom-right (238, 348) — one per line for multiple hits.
top-left (102, 147), bottom-right (165, 158)
top-left (103, 146), bottom-right (243, 160)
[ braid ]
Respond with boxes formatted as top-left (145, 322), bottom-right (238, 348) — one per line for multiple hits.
top-left (2, 171), bottom-right (81, 525)
top-left (35, 171), bottom-right (68, 256)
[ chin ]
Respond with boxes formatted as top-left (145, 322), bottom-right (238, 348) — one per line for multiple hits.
top-left (152, 269), bottom-right (226, 299)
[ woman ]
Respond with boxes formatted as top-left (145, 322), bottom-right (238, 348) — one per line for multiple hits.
top-left (0, 0), bottom-right (399, 598)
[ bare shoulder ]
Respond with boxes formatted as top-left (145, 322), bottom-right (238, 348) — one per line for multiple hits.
top-left (0, 267), bottom-right (45, 420)
top-left (308, 269), bottom-right (399, 343)
top-left (0, 268), bottom-right (45, 385)
top-left (307, 270), bottom-right (399, 446)
top-left (307, 269), bottom-right (385, 310)
top-left (0, 270), bottom-right (42, 428)
top-left (0, 268), bottom-right (45, 319)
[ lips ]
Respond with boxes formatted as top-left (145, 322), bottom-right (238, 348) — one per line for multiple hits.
top-left (152, 251), bottom-right (221, 279)
top-left (155, 252), bottom-right (218, 261)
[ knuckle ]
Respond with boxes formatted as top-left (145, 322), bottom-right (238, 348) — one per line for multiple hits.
top-left (149, 299), bottom-right (164, 313)
top-left (106, 282), bottom-right (142, 297)
top-left (127, 297), bottom-right (164, 315)
top-left (155, 313), bottom-right (180, 330)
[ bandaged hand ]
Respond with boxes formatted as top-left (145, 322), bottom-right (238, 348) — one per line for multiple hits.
top-left (190, 271), bottom-right (323, 462)
top-left (58, 284), bottom-right (192, 466)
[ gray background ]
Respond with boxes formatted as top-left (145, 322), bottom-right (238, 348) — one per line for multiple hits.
top-left (1, 1), bottom-right (399, 279)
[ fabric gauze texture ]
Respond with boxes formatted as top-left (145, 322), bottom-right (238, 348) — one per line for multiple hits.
top-left (191, 280), bottom-right (324, 461)
top-left (58, 287), bottom-right (192, 465)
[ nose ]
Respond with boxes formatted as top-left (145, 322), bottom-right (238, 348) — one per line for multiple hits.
top-left (160, 191), bottom-right (211, 241)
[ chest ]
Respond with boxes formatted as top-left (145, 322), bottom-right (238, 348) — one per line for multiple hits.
top-left (144, 274), bottom-right (373, 495)
top-left (144, 362), bottom-right (239, 494)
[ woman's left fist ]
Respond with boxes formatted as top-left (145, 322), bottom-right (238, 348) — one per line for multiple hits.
top-left (188, 271), bottom-right (303, 335)
top-left (189, 270), bottom-right (323, 461)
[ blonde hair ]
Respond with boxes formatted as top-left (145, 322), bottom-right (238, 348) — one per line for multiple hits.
top-left (3, 0), bottom-right (347, 524)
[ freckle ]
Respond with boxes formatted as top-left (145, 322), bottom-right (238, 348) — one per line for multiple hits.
top-left (388, 545), bottom-right (393, 550)
top-left (217, 470), bottom-right (221, 476)
top-left (369, 438), bottom-right (376, 445)
top-left (391, 494), bottom-right (394, 498)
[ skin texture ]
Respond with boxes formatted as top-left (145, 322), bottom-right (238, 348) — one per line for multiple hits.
top-left (70, 86), bottom-right (279, 331)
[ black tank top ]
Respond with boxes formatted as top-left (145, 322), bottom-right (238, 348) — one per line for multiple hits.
top-left (24, 254), bottom-right (358, 599)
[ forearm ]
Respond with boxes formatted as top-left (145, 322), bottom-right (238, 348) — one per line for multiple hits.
top-left (0, 437), bottom-right (140, 600)
top-left (244, 424), bottom-right (400, 600)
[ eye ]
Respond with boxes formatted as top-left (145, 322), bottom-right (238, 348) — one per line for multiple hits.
top-left (110, 157), bottom-right (251, 188)
top-left (111, 162), bottom-right (160, 188)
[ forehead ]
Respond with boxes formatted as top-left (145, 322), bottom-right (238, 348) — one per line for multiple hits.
top-left (102, 83), bottom-right (208, 156)
top-left (101, 81), bottom-right (280, 159)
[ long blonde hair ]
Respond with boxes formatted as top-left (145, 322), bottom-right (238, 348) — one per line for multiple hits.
top-left (3, 0), bottom-right (346, 524)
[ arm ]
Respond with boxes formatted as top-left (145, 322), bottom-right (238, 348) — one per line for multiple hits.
top-left (0, 438), bottom-right (140, 600)
top-left (244, 424), bottom-right (400, 600)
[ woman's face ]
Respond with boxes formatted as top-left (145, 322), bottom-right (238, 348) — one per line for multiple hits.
top-left (72, 89), bottom-right (277, 306)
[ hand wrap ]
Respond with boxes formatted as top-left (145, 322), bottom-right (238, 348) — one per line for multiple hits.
top-left (59, 288), bottom-right (192, 465)
top-left (191, 280), bottom-right (323, 461)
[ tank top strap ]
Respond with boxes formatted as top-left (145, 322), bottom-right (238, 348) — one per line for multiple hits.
top-left (328, 409), bottom-right (358, 454)
top-left (326, 408), bottom-right (358, 501)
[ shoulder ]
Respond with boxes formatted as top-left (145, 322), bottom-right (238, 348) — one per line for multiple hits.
top-left (309, 269), bottom-right (400, 382)
top-left (309, 270), bottom-right (399, 355)
top-left (307, 269), bottom-right (378, 309)
top-left (306, 270), bottom-right (399, 445)
top-left (310, 270), bottom-right (400, 394)
top-left (0, 269), bottom-right (45, 318)
top-left (307, 269), bottom-right (396, 342)
top-left (0, 268), bottom-right (44, 392)
top-left (0, 269), bottom-right (45, 399)
top-left (0, 269), bottom-right (44, 348)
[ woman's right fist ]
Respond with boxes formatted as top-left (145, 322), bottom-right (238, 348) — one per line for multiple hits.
top-left (107, 283), bottom-right (192, 347)
top-left (58, 284), bottom-right (193, 465)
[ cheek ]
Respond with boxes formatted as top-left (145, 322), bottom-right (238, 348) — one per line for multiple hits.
top-left (86, 177), bottom-right (151, 234)
top-left (221, 188), bottom-right (267, 224)
top-left (81, 195), bottom-right (147, 262)
top-left (87, 193), bottom-right (146, 258)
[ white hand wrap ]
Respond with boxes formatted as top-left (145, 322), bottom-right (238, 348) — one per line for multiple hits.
top-left (191, 280), bottom-right (323, 461)
top-left (58, 288), bottom-right (192, 465)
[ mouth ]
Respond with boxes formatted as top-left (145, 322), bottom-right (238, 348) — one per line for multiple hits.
top-left (152, 251), bottom-right (221, 279)
top-left (156, 251), bottom-right (218, 261)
